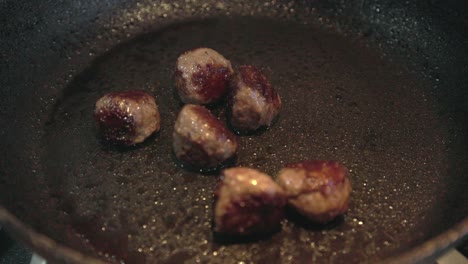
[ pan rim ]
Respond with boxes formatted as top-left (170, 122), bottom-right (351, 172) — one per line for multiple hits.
top-left (0, 206), bottom-right (105, 264)
top-left (0, 205), bottom-right (466, 264)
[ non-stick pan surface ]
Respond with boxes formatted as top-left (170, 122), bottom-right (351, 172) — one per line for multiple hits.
top-left (0, 1), bottom-right (467, 264)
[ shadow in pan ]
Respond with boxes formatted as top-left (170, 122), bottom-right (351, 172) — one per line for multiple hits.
top-left (284, 206), bottom-right (345, 231)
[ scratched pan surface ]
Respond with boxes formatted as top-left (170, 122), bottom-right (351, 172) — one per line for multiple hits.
top-left (0, 1), bottom-right (467, 264)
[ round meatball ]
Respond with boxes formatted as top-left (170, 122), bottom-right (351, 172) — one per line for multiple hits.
top-left (173, 104), bottom-right (238, 170)
top-left (94, 90), bottom-right (161, 146)
top-left (276, 160), bottom-right (351, 223)
top-left (214, 167), bottom-right (286, 236)
top-left (174, 48), bottom-right (234, 104)
top-left (227, 65), bottom-right (281, 133)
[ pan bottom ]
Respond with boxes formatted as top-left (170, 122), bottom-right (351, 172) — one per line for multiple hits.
top-left (41, 17), bottom-right (450, 263)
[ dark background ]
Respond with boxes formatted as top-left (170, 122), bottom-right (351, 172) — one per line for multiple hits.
top-left (0, 230), bottom-right (31, 264)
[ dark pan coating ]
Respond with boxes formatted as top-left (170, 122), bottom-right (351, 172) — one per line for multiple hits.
top-left (25, 18), bottom-right (461, 263)
top-left (0, 1), bottom-right (467, 264)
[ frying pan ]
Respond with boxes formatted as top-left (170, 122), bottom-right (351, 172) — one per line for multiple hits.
top-left (0, 0), bottom-right (467, 263)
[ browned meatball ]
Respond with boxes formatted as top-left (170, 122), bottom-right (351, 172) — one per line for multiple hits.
top-left (173, 104), bottom-right (238, 170)
top-left (227, 65), bottom-right (281, 132)
top-left (276, 160), bottom-right (352, 223)
top-left (214, 167), bottom-right (286, 236)
top-left (175, 48), bottom-right (234, 104)
top-left (94, 90), bottom-right (161, 146)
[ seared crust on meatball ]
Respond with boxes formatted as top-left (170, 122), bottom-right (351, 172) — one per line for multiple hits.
top-left (276, 160), bottom-right (351, 223)
top-left (214, 167), bottom-right (287, 236)
top-left (94, 90), bottom-right (161, 145)
top-left (173, 104), bottom-right (238, 170)
top-left (227, 65), bottom-right (281, 132)
top-left (175, 48), bottom-right (234, 104)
